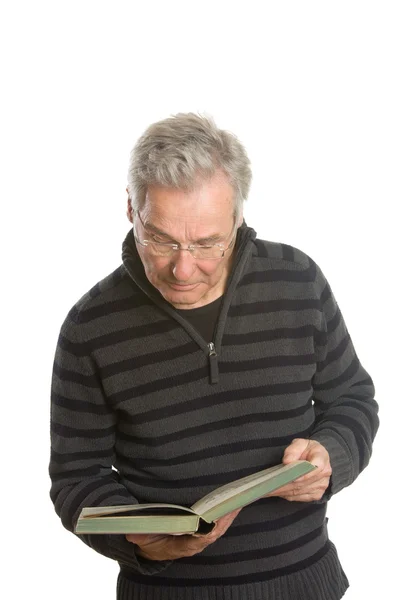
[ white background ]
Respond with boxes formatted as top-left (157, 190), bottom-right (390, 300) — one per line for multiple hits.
top-left (1, 1), bottom-right (399, 598)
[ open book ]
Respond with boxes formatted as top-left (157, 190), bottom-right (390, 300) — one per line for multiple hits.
top-left (75, 460), bottom-right (316, 536)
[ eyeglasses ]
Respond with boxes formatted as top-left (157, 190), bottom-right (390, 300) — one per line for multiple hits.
top-left (133, 211), bottom-right (236, 260)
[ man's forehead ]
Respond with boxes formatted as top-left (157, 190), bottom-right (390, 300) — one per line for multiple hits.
top-left (142, 194), bottom-right (235, 223)
top-left (139, 206), bottom-right (234, 243)
top-left (142, 203), bottom-right (234, 221)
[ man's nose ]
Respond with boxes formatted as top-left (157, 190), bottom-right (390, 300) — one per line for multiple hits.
top-left (171, 249), bottom-right (197, 281)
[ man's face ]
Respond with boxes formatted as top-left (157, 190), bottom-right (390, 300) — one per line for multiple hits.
top-left (128, 173), bottom-right (242, 309)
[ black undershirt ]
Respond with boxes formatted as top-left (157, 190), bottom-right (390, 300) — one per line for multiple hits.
top-left (175, 296), bottom-right (223, 343)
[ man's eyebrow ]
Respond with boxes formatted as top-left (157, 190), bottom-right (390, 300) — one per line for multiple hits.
top-left (195, 234), bottom-right (223, 244)
top-left (143, 221), bottom-right (172, 238)
top-left (144, 221), bottom-right (223, 244)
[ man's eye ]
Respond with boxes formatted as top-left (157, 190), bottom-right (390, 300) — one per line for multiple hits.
top-left (152, 236), bottom-right (170, 244)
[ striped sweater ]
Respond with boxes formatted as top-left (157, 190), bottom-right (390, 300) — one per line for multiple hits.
top-left (50, 223), bottom-right (379, 600)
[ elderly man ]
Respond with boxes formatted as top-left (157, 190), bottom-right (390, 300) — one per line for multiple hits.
top-left (50, 112), bottom-right (379, 600)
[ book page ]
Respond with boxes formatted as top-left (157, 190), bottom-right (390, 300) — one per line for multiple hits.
top-left (191, 462), bottom-right (314, 517)
top-left (191, 464), bottom-right (284, 515)
top-left (81, 503), bottom-right (197, 518)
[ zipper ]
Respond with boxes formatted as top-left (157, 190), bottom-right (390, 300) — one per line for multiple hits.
top-left (122, 227), bottom-right (256, 387)
top-left (208, 342), bottom-right (219, 384)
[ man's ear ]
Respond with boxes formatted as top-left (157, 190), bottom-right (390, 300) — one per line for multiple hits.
top-left (126, 192), bottom-right (134, 223)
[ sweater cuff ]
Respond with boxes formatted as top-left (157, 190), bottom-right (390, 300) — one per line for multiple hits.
top-left (310, 431), bottom-right (355, 495)
top-left (106, 535), bottom-right (173, 575)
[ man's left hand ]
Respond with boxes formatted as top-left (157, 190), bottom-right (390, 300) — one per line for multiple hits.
top-left (267, 439), bottom-right (332, 502)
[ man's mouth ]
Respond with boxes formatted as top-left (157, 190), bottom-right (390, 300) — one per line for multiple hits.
top-left (168, 282), bottom-right (200, 291)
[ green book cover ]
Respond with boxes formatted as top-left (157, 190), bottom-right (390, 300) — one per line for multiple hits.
top-left (75, 460), bottom-right (316, 536)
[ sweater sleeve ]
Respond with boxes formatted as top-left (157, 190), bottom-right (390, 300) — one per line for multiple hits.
top-left (309, 264), bottom-right (379, 496)
top-left (49, 310), bottom-right (172, 574)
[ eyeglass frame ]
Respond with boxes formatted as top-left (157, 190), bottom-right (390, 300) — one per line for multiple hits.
top-left (133, 210), bottom-right (237, 260)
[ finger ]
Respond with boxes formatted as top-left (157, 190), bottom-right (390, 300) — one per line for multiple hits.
top-left (268, 474), bottom-right (330, 497)
top-left (213, 509), bottom-right (241, 533)
top-left (174, 535), bottom-right (211, 556)
top-left (267, 477), bottom-right (318, 496)
top-left (277, 478), bottom-right (331, 500)
top-left (191, 508), bottom-right (241, 546)
top-left (299, 440), bottom-right (331, 469)
top-left (280, 490), bottom-right (327, 502)
top-left (283, 438), bottom-right (310, 463)
top-left (267, 483), bottom-right (296, 497)
top-left (305, 452), bottom-right (327, 469)
top-left (291, 468), bottom-right (326, 485)
top-left (216, 508), bottom-right (241, 526)
top-left (283, 493), bottom-right (323, 502)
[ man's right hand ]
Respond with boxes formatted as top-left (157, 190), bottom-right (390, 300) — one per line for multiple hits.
top-left (125, 508), bottom-right (241, 561)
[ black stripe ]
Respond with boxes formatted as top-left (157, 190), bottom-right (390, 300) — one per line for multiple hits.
top-left (59, 475), bottom-right (129, 526)
top-left (238, 261), bottom-right (316, 287)
top-left (54, 342), bottom-right (200, 384)
top-left (75, 295), bottom-right (152, 324)
top-left (51, 465), bottom-right (107, 484)
top-left (314, 356), bottom-right (360, 391)
top-left (109, 366), bottom-right (208, 405)
top-left (220, 353), bottom-right (315, 373)
top-left (317, 333), bottom-right (351, 372)
top-left (53, 364), bottom-right (99, 387)
top-left (119, 384), bottom-right (313, 423)
top-left (226, 503), bottom-right (326, 537)
top-left (281, 243), bottom-right (295, 262)
top-left (51, 392), bottom-right (111, 415)
top-left (50, 447), bottom-right (113, 464)
top-left (123, 460), bottom-right (304, 489)
top-left (314, 328), bottom-right (327, 346)
top-left (353, 376), bottom-right (374, 387)
top-left (119, 542), bottom-right (331, 586)
top-left (326, 306), bottom-right (342, 333)
top-left (51, 421), bottom-right (115, 439)
top-left (52, 477), bottom-right (109, 512)
top-left (59, 319), bottom-right (178, 355)
top-left (93, 488), bottom-right (134, 507)
top-left (314, 414), bottom-right (369, 472)
top-left (224, 324), bottom-right (315, 345)
top-left (89, 282), bottom-right (101, 299)
top-left (120, 417), bottom-right (313, 446)
top-left (345, 399), bottom-right (379, 437)
top-left (112, 266), bottom-right (124, 287)
top-left (180, 524), bottom-right (324, 565)
top-left (119, 433), bottom-right (312, 467)
top-left (254, 239), bottom-right (270, 257)
top-left (100, 342), bottom-right (199, 379)
top-left (229, 298), bottom-right (320, 317)
top-left (319, 280), bottom-right (333, 304)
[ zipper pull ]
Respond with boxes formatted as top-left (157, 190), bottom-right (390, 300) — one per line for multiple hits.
top-left (208, 342), bottom-right (219, 384)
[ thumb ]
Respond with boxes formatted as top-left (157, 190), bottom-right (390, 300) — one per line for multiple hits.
top-left (283, 438), bottom-right (310, 463)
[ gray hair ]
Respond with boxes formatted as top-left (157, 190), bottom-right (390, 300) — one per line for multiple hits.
top-left (127, 112), bottom-right (252, 218)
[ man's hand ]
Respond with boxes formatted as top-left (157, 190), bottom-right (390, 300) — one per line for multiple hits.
top-left (268, 439), bottom-right (332, 502)
top-left (126, 508), bottom-right (241, 561)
